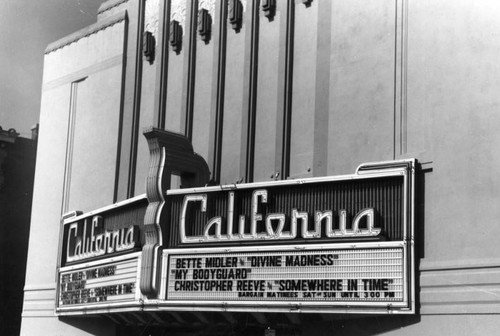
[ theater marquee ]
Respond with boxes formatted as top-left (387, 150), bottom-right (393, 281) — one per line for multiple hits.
top-left (161, 159), bottom-right (416, 314)
top-left (56, 158), bottom-right (416, 315)
top-left (56, 196), bottom-right (147, 314)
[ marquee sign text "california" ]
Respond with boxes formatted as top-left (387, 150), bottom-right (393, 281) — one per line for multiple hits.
top-left (66, 216), bottom-right (139, 263)
top-left (180, 189), bottom-right (381, 244)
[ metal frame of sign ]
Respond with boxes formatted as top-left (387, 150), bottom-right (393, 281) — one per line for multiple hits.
top-left (159, 242), bottom-right (410, 314)
top-left (56, 252), bottom-right (143, 314)
top-left (156, 159), bottom-right (416, 314)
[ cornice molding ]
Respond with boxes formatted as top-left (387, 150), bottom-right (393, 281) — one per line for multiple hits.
top-left (45, 11), bottom-right (127, 54)
top-left (98, 0), bottom-right (129, 15)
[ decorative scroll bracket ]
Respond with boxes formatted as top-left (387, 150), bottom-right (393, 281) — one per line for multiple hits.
top-left (169, 20), bottom-right (183, 53)
top-left (140, 127), bottom-right (210, 297)
top-left (143, 31), bottom-right (156, 63)
top-left (262, 0), bottom-right (276, 20)
top-left (228, 0), bottom-right (243, 31)
top-left (198, 8), bottom-right (212, 43)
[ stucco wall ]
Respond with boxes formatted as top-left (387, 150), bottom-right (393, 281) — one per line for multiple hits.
top-left (21, 11), bottom-right (127, 335)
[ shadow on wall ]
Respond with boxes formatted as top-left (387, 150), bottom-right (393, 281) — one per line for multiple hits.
top-left (301, 314), bottom-right (421, 336)
top-left (109, 312), bottom-right (421, 336)
top-left (60, 316), bottom-right (117, 335)
top-left (416, 163), bottom-right (431, 261)
top-left (414, 163), bottom-right (431, 317)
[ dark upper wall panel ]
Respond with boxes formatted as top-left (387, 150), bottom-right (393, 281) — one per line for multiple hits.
top-left (288, 0), bottom-right (318, 179)
top-left (219, 0), bottom-right (250, 184)
top-left (191, 1), bottom-right (217, 164)
top-left (253, 0), bottom-right (285, 182)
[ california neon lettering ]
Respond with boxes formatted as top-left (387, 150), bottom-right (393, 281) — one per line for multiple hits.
top-left (180, 189), bottom-right (381, 243)
top-left (66, 216), bottom-right (138, 262)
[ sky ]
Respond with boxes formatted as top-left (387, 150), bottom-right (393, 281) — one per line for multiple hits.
top-left (0, 0), bottom-right (106, 138)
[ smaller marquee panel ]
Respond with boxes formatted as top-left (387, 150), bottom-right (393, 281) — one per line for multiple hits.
top-left (57, 255), bottom-right (140, 312)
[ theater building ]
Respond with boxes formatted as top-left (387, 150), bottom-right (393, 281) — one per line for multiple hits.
top-left (21, 0), bottom-right (500, 335)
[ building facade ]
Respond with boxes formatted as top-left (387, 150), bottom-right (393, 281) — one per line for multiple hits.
top-left (1, 126), bottom-right (37, 336)
top-left (21, 0), bottom-right (500, 335)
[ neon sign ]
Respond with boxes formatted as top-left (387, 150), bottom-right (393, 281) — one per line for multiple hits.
top-left (180, 189), bottom-right (381, 243)
top-left (65, 216), bottom-right (138, 263)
